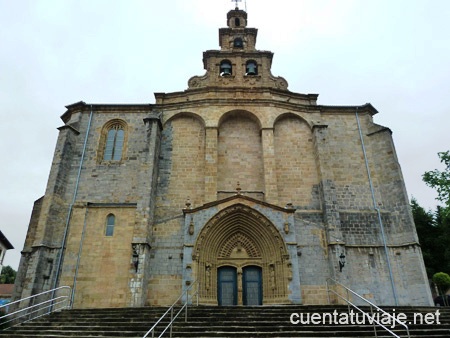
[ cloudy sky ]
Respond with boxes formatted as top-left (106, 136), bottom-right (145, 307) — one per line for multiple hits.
top-left (1, 0), bottom-right (448, 270)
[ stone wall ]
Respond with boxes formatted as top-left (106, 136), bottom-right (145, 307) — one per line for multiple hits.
top-left (61, 205), bottom-right (136, 308)
top-left (13, 6), bottom-right (432, 309)
top-left (217, 111), bottom-right (264, 192)
top-left (13, 98), bottom-right (433, 308)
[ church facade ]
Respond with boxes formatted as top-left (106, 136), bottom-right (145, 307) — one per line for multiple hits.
top-left (14, 8), bottom-right (433, 308)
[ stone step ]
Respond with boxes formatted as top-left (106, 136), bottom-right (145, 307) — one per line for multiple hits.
top-left (1, 305), bottom-right (449, 338)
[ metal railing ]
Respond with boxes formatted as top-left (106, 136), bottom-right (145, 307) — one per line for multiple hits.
top-left (143, 280), bottom-right (199, 338)
top-left (326, 278), bottom-right (410, 338)
top-left (0, 286), bottom-right (72, 330)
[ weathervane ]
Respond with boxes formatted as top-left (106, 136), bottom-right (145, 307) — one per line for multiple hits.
top-left (232, 0), bottom-right (242, 9)
top-left (231, 0), bottom-right (247, 11)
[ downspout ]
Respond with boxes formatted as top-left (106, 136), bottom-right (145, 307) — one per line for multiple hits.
top-left (355, 107), bottom-right (399, 306)
top-left (53, 105), bottom-right (94, 292)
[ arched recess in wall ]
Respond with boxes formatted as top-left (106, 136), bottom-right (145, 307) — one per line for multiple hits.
top-left (273, 113), bottom-right (320, 208)
top-left (193, 203), bottom-right (290, 305)
top-left (155, 113), bottom-right (206, 219)
top-left (217, 110), bottom-right (264, 194)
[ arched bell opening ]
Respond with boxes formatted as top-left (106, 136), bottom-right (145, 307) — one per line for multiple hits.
top-left (233, 37), bottom-right (243, 48)
top-left (219, 60), bottom-right (232, 76)
top-left (193, 204), bottom-right (290, 305)
top-left (245, 60), bottom-right (258, 76)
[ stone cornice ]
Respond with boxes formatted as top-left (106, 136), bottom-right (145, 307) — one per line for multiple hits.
top-left (368, 125), bottom-right (392, 136)
top-left (344, 242), bottom-right (420, 248)
top-left (57, 124), bottom-right (80, 135)
top-left (158, 85), bottom-right (316, 98)
top-left (318, 103), bottom-right (379, 116)
top-left (182, 194), bottom-right (296, 215)
top-left (143, 114), bottom-right (163, 130)
top-left (203, 49), bottom-right (272, 59)
top-left (153, 98), bottom-right (318, 113)
top-left (61, 101), bottom-right (155, 123)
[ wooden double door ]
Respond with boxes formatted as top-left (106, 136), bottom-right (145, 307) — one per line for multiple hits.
top-left (217, 266), bottom-right (262, 306)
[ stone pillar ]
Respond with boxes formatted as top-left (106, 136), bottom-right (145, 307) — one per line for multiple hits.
top-left (312, 125), bottom-right (345, 281)
top-left (14, 112), bottom-right (85, 303)
top-left (129, 243), bottom-right (151, 306)
top-left (261, 128), bottom-right (278, 205)
top-left (128, 114), bottom-right (162, 307)
top-left (181, 212), bottom-right (195, 304)
top-left (204, 127), bottom-right (218, 202)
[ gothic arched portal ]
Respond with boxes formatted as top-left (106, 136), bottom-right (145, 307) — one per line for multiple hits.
top-left (193, 203), bottom-right (291, 305)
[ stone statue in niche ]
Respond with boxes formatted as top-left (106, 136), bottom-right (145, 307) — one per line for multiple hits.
top-left (269, 263), bottom-right (276, 290)
top-left (284, 222), bottom-right (289, 234)
top-left (287, 262), bottom-right (293, 281)
top-left (189, 220), bottom-right (194, 235)
top-left (205, 263), bottom-right (211, 290)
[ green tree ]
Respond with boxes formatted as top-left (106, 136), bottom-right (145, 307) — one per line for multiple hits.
top-left (412, 198), bottom-right (441, 276)
top-left (0, 265), bottom-right (16, 284)
top-left (433, 272), bottom-right (450, 305)
top-left (423, 150), bottom-right (450, 210)
top-left (416, 151), bottom-right (450, 277)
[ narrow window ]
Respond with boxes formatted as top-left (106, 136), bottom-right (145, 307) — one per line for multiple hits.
top-left (220, 60), bottom-right (232, 76)
top-left (235, 18), bottom-right (240, 27)
top-left (104, 124), bottom-right (124, 161)
top-left (105, 214), bottom-right (115, 236)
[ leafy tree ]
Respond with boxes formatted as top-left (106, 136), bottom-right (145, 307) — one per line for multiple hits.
top-left (433, 272), bottom-right (450, 305)
top-left (415, 151), bottom-right (450, 278)
top-left (0, 265), bottom-right (16, 284)
top-left (412, 198), bottom-right (441, 276)
top-left (423, 150), bottom-right (450, 210)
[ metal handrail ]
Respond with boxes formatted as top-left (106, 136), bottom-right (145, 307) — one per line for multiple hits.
top-left (143, 280), bottom-right (199, 338)
top-left (326, 278), bottom-right (410, 338)
top-left (0, 286), bottom-right (72, 330)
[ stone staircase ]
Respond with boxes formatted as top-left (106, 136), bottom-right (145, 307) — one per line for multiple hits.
top-left (1, 305), bottom-right (449, 337)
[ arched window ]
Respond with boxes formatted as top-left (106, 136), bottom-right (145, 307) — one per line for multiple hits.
top-left (246, 60), bottom-right (258, 76)
top-left (102, 121), bottom-right (126, 161)
top-left (235, 18), bottom-right (240, 27)
top-left (220, 60), bottom-right (232, 76)
top-left (105, 214), bottom-right (115, 236)
top-left (233, 38), bottom-right (243, 48)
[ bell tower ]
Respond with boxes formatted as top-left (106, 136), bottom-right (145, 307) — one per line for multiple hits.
top-left (219, 8), bottom-right (257, 51)
top-left (187, 6), bottom-right (288, 89)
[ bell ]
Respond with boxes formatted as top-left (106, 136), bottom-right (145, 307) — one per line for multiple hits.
top-left (246, 62), bottom-right (257, 75)
top-left (220, 63), bottom-right (232, 76)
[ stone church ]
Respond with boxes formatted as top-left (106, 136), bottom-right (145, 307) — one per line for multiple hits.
top-left (14, 7), bottom-right (433, 308)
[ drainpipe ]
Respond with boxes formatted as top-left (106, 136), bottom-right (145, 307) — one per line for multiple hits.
top-left (355, 107), bottom-right (398, 306)
top-left (53, 105), bottom-right (94, 292)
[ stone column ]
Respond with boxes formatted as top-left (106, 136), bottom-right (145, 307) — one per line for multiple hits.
top-left (15, 110), bottom-right (85, 303)
top-left (204, 127), bottom-right (218, 202)
top-left (129, 114), bottom-right (162, 307)
top-left (261, 128), bottom-right (278, 205)
top-left (312, 125), bottom-right (345, 281)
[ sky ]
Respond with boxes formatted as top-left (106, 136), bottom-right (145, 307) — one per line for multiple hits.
top-left (1, 0), bottom-right (449, 271)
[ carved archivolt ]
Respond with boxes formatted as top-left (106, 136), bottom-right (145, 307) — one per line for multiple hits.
top-left (193, 203), bottom-right (290, 304)
top-left (219, 232), bottom-right (260, 258)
